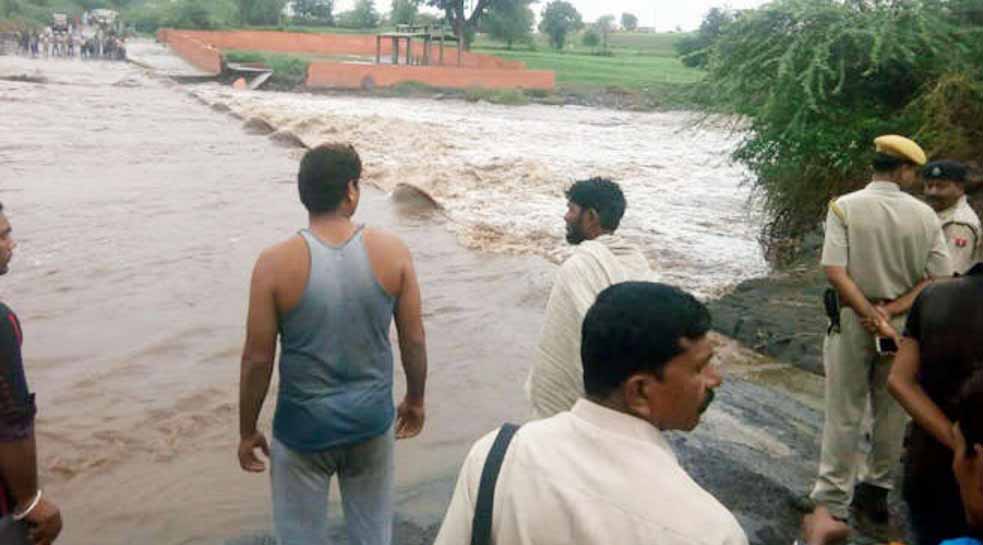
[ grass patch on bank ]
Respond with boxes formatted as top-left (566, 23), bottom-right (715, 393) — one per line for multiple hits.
top-left (224, 49), bottom-right (310, 88)
top-left (480, 47), bottom-right (700, 88)
top-left (464, 87), bottom-right (529, 105)
top-left (471, 31), bottom-right (704, 109)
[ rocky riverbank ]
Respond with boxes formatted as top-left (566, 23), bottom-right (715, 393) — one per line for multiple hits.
top-left (708, 234), bottom-right (828, 376)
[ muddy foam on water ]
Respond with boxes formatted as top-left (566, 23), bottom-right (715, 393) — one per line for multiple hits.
top-left (190, 84), bottom-right (770, 297)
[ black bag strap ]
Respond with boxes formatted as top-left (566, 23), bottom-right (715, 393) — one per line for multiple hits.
top-left (470, 423), bottom-right (520, 545)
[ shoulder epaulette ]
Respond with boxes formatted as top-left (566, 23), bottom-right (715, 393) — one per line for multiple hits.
top-left (829, 199), bottom-right (846, 224)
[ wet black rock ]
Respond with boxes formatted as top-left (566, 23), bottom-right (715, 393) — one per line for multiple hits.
top-left (391, 183), bottom-right (444, 214)
top-left (708, 242), bottom-right (828, 376)
top-left (1, 73), bottom-right (48, 84)
top-left (243, 116), bottom-right (276, 135)
top-left (269, 129), bottom-right (308, 149)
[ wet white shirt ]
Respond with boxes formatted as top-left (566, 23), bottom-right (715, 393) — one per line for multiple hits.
top-left (433, 400), bottom-right (749, 545)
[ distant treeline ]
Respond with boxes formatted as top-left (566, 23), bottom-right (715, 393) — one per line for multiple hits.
top-left (681, 0), bottom-right (983, 260)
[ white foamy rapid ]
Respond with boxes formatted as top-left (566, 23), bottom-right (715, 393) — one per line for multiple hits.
top-left (190, 84), bottom-right (769, 296)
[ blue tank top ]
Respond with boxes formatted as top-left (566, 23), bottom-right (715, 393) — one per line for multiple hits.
top-left (273, 228), bottom-right (396, 452)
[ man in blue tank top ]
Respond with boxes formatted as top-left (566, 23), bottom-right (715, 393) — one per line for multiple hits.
top-left (238, 144), bottom-right (429, 545)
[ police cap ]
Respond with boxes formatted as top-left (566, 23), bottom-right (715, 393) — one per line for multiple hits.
top-left (922, 160), bottom-right (968, 183)
top-left (874, 135), bottom-right (927, 166)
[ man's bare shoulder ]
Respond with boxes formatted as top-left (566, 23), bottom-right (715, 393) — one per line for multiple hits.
top-left (254, 234), bottom-right (307, 272)
top-left (363, 227), bottom-right (411, 257)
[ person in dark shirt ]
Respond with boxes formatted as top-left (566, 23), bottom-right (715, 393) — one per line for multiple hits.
top-left (945, 370), bottom-right (983, 545)
top-left (888, 262), bottom-right (983, 545)
top-left (0, 202), bottom-right (62, 544)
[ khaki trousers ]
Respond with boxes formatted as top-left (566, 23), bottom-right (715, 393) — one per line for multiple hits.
top-left (810, 308), bottom-right (908, 519)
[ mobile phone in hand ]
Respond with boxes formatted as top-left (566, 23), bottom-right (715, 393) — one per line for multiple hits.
top-left (875, 336), bottom-right (898, 355)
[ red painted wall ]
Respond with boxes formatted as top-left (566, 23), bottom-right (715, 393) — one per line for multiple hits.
top-left (307, 62), bottom-right (555, 90)
top-left (156, 29), bottom-right (222, 75)
top-left (166, 30), bottom-right (525, 70)
top-left (157, 29), bottom-right (554, 90)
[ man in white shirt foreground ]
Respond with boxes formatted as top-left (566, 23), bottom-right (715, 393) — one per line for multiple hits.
top-left (526, 177), bottom-right (653, 419)
top-left (433, 281), bottom-right (748, 545)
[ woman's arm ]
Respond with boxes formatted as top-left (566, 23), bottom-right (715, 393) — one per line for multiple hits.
top-left (888, 338), bottom-right (955, 449)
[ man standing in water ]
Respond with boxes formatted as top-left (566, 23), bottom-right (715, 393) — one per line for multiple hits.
top-left (922, 160), bottom-right (981, 275)
top-left (0, 202), bottom-right (63, 545)
top-left (809, 135), bottom-right (953, 531)
top-left (525, 178), bottom-right (652, 418)
top-left (238, 144), bottom-right (428, 545)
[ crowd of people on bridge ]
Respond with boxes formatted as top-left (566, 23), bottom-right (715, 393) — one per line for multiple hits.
top-left (1, 133), bottom-right (982, 545)
top-left (12, 18), bottom-right (126, 61)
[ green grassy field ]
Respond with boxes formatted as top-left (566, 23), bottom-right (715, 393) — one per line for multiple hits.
top-left (471, 32), bottom-right (703, 91)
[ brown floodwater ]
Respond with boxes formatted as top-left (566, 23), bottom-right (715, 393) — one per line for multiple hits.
top-left (0, 53), bottom-right (778, 544)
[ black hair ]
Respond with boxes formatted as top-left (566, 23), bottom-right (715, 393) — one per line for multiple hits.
top-left (297, 144), bottom-right (362, 214)
top-left (872, 152), bottom-right (911, 173)
top-left (0, 201), bottom-right (4, 212)
top-left (565, 177), bottom-right (627, 232)
top-left (581, 282), bottom-right (711, 399)
top-left (957, 370), bottom-right (983, 457)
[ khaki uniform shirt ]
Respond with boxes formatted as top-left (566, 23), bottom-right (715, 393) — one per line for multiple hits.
top-left (821, 181), bottom-right (953, 300)
top-left (937, 196), bottom-right (982, 275)
top-left (433, 400), bottom-right (749, 545)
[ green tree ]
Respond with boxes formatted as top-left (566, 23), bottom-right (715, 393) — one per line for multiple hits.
top-left (621, 12), bottom-right (637, 31)
top-left (581, 27), bottom-right (599, 50)
top-left (236, 0), bottom-right (286, 25)
top-left (482, 0), bottom-right (533, 49)
top-left (292, 0), bottom-right (333, 24)
top-left (538, 0), bottom-right (582, 50)
top-left (595, 14), bottom-right (614, 51)
top-left (1, 0), bottom-right (21, 18)
top-left (390, 0), bottom-right (417, 25)
top-left (252, 0), bottom-right (288, 24)
top-left (170, 0), bottom-right (218, 28)
top-left (674, 7), bottom-right (733, 68)
top-left (76, 0), bottom-right (108, 11)
top-left (698, 0), bottom-right (983, 257)
top-left (426, 0), bottom-right (504, 48)
top-left (337, 0), bottom-right (379, 27)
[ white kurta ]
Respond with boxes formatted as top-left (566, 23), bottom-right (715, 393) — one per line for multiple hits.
top-left (433, 400), bottom-right (749, 545)
top-left (525, 235), bottom-right (653, 419)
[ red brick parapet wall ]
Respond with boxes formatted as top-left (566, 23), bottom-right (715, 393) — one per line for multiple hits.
top-left (156, 29), bottom-right (222, 75)
top-left (307, 62), bottom-right (555, 91)
top-left (168, 29), bottom-right (525, 70)
top-left (157, 29), bottom-right (554, 90)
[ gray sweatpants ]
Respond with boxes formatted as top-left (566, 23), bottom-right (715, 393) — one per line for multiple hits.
top-left (271, 427), bottom-right (394, 545)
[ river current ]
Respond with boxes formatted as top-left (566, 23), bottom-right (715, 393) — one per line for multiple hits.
top-left (0, 54), bottom-right (769, 544)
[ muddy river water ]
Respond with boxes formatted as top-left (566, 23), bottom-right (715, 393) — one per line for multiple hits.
top-left (0, 55), bottom-right (801, 544)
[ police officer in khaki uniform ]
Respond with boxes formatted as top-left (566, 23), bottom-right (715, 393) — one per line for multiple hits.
top-left (922, 160), bottom-right (982, 274)
top-left (809, 135), bottom-right (953, 527)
